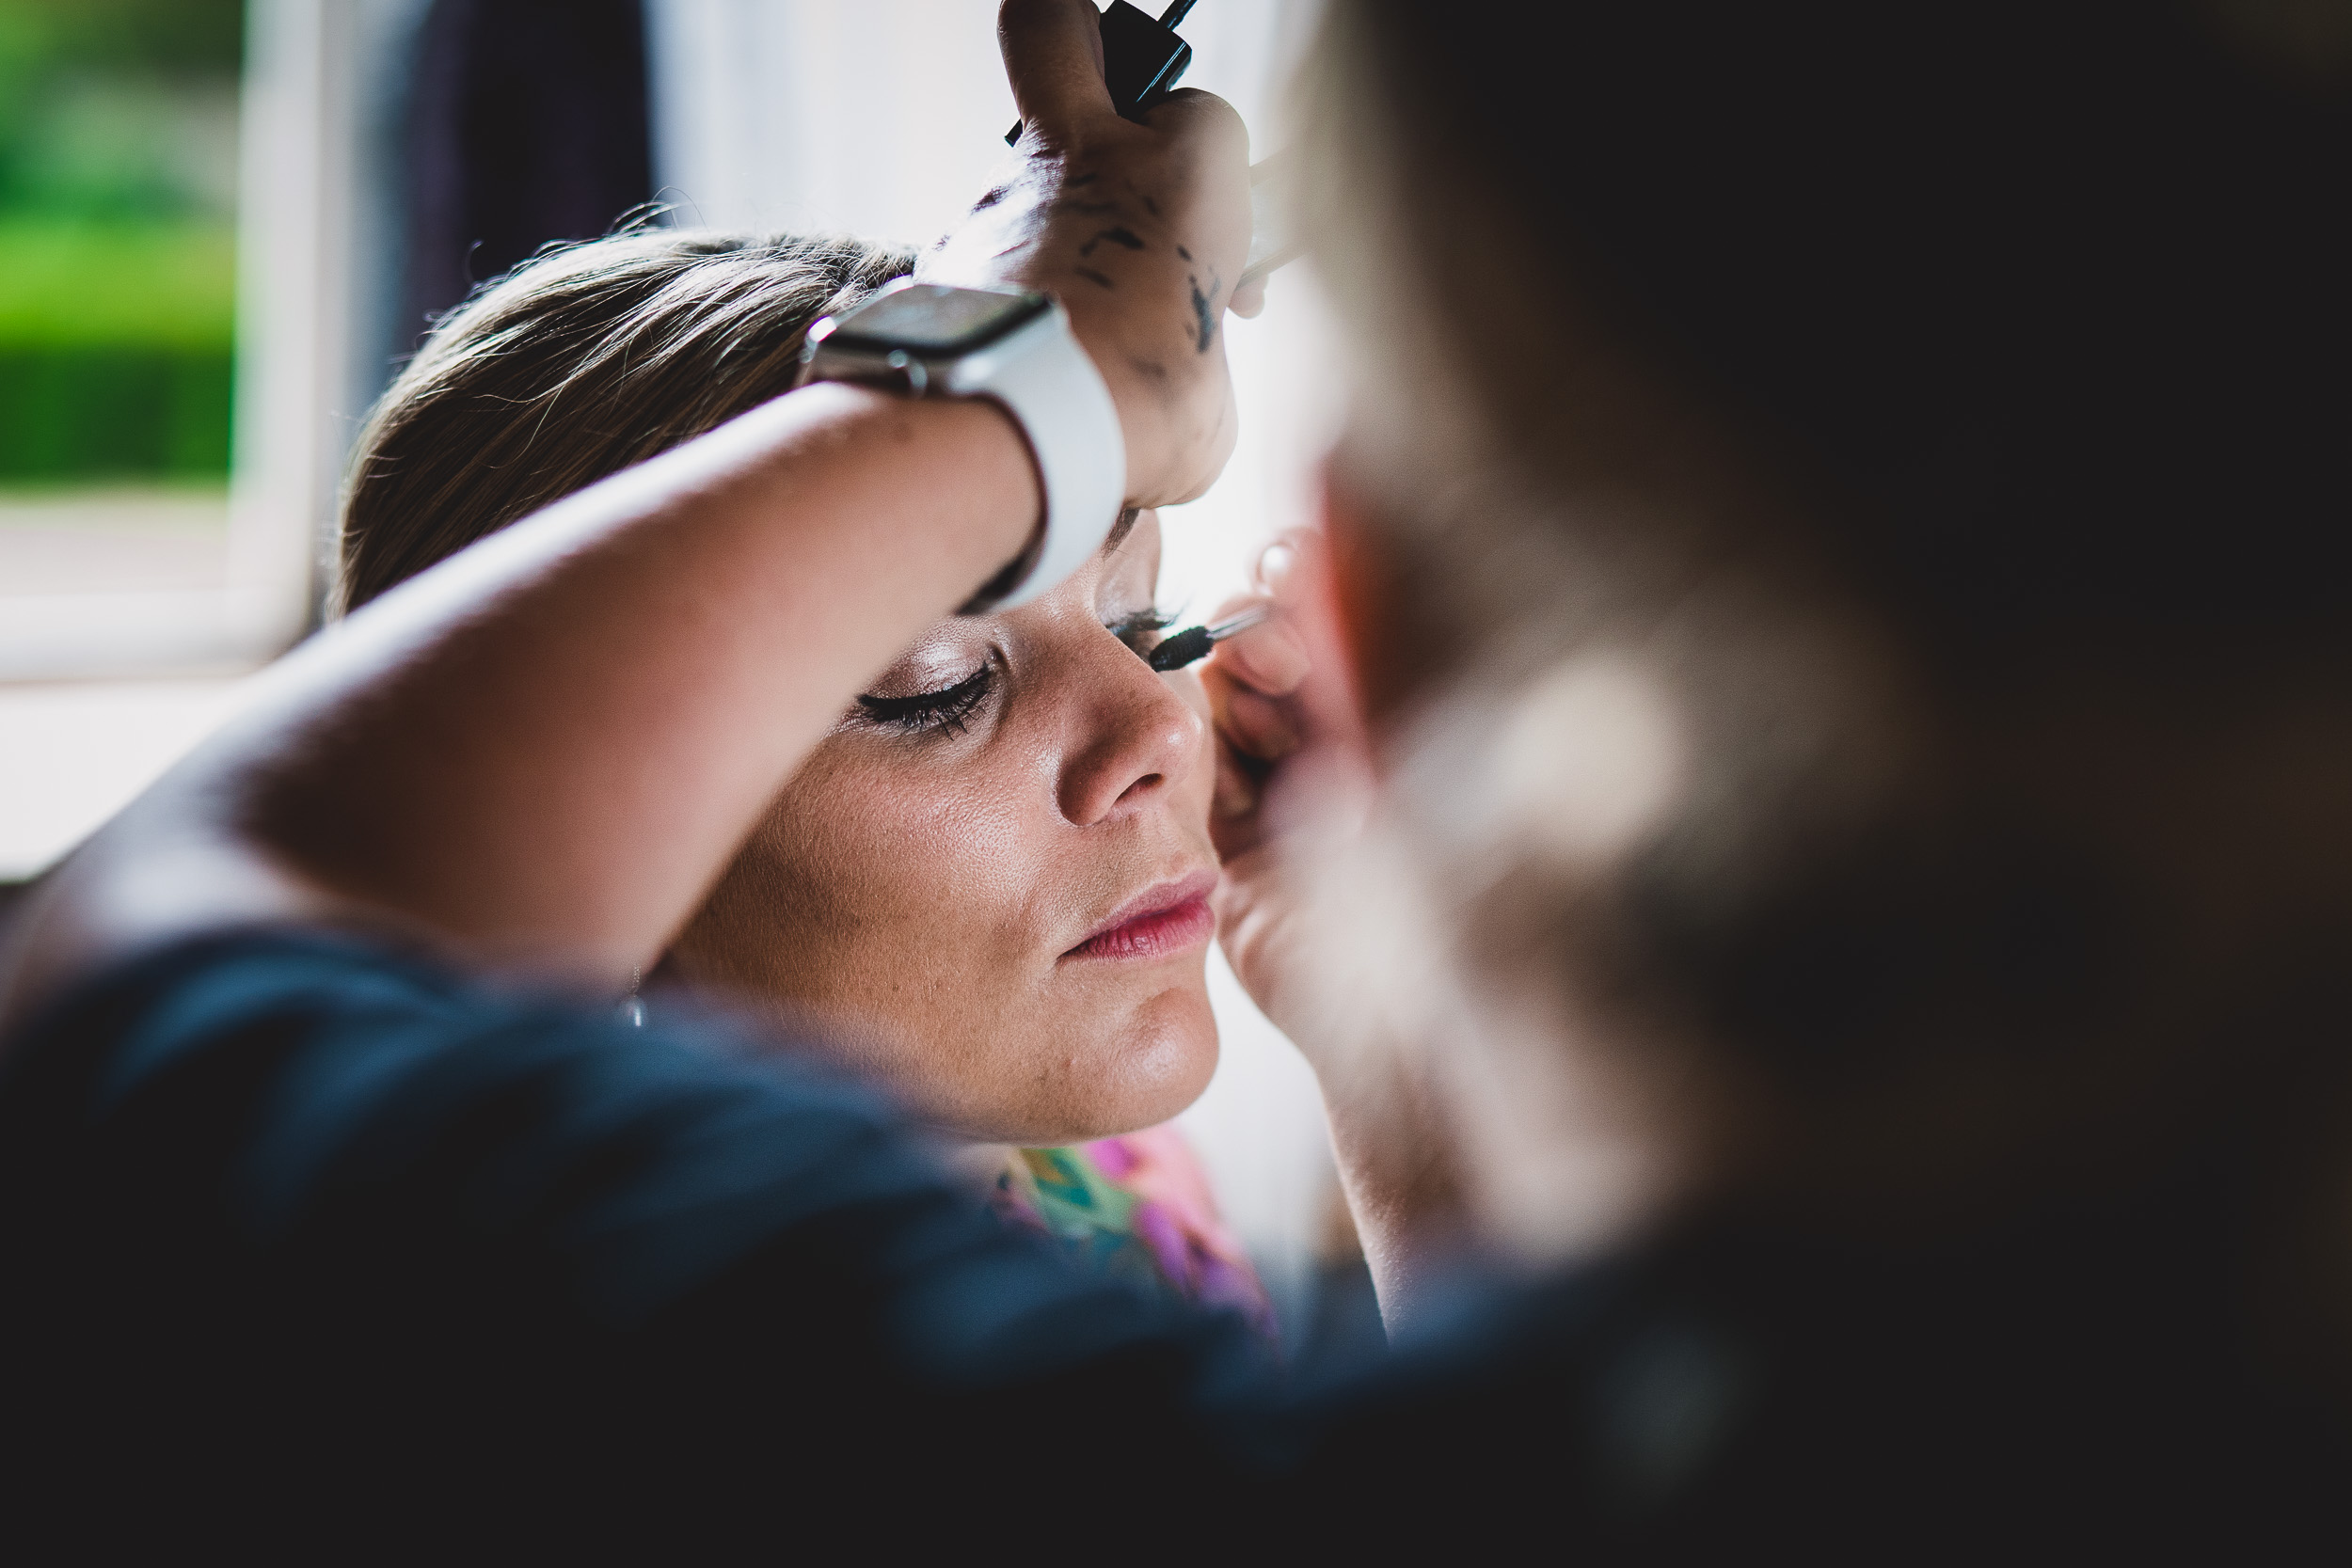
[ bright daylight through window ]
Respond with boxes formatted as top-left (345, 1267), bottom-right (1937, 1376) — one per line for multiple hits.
top-left (0, 0), bottom-right (242, 638)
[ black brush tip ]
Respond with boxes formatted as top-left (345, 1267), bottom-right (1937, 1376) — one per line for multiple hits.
top-left (1147, 626), bottom-right (1215, 673)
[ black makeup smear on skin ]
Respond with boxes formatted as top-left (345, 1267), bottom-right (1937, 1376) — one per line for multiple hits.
top-left (1076, 266), bottom-right (1116, 290)
top-left (1177, 245), bottom-right (1192, 261)
top-left (1187, 272), bottom-right (1217, 352)
top-left (1080, 227), bottom-right (1147, 257)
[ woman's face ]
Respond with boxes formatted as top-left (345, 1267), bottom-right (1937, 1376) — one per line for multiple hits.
top-left (667, 511), bottom-right (1220, 1144)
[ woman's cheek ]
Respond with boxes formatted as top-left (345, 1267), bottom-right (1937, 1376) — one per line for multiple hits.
top-left (841, 743), bottom-right (1043, 946)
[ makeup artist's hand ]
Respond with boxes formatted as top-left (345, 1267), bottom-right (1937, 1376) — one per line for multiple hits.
top-left (923, 0), bottom-right (1252, 510)
top-left (1200, 531), bottom-right (1364, 1050)
top-left (1205, 528), bottom-right (1476, 1335)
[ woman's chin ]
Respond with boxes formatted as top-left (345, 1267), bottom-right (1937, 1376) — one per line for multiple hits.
top-left (985, 985), bottom-right (1221, 1146)
top-left (1103, 982), bottom-right (1222, 1130)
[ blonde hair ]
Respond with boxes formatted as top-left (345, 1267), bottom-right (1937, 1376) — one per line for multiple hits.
top-left (337, 228), bottom-right (914, 611)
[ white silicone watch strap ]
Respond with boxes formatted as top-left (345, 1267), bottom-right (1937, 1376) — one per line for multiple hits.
top-left (938, 300), bottom-right (1126, 610)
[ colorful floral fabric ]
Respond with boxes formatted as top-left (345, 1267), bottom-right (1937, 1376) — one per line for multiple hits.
top-left (993, 1126), bottom-right (1276, 1340)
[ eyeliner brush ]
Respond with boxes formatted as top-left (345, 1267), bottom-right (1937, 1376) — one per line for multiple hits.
top-left (1147, 604), bottom-right (1270, 673)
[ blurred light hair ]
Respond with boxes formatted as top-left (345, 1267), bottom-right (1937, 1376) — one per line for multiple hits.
top-left (1294, 0), bottom-right (2352, 1292)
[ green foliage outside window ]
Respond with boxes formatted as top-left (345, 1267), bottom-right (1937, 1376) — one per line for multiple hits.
top-left (0, 0), bottom-right (243, 483)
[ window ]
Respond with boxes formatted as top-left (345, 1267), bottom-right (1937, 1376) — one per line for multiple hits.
top-left (0, 0), bottom-right (412, 876)
top-left (0, 0), bottom-right (257, 676)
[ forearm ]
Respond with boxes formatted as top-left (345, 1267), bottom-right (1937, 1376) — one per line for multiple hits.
top-left (1, 387), bottom-right (1035, 1022)
top-left (1218, 856), bottom-right (1475, 1337)
top-left (1311, 1042), bottom-right (1476, 1338)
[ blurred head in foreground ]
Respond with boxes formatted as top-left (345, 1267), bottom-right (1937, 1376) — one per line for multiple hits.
top-left (339, 232), bottom-right (1220, 1146)
top-left (1293, 0), bottom-right (2352, 1360)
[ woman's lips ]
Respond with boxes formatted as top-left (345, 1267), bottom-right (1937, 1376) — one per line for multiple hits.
top-left (1065, 869), bottom-right (1219, 961)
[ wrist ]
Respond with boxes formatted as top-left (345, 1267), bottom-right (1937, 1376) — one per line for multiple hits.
top-left (920, 184), bottom-right (1233, 509)
top-left (799, 284), bottom-right (1120, 610)
top-left (1040, 274), bottom-right (1235, 507)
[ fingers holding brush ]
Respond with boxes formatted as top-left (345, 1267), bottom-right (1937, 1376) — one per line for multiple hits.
top-left (1200, 533), bottom-right (1323, 856)
top-left (996, 0), bottom-right (1114, 145)
top-left (1201, 526), bottom-right (1376, 1061)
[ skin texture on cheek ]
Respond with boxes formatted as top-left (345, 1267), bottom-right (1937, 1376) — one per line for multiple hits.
top-left (666, 657), bottom-right (1222, 1147)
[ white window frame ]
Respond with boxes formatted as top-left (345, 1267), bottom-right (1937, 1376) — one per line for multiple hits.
top-left (0, 0), bottom-right (429, 881)
top-left (0, 0), bottom-right (418, 682)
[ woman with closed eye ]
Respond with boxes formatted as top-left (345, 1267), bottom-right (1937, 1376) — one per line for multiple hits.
top-left (335, 229), bottom-right (1270, 1330)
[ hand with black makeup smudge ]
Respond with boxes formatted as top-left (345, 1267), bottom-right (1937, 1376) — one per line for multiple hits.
top-left (923, 0), bottom-right (1253, 511)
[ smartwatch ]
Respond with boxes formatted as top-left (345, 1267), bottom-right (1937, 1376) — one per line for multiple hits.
top-left (799, 279), bottom-right (1126, 613)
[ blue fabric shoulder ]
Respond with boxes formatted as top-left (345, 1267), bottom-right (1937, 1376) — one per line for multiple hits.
top-left (0, 927), bottom-right (1243, 1357)
top-left (0, 927), bottom-right (1285, 1544)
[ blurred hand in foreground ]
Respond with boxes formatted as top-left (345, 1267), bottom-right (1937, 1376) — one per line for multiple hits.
top-left (1203, 521), bottom-right (1477, 1328)
top-left (1201, 530), bottom-right (1353, 1043)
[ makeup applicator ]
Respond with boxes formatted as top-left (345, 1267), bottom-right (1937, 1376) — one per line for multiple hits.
top-left (1147, 604), bottom-right (1270, 673)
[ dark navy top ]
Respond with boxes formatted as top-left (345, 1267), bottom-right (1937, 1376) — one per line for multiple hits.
top-left (0, 929), bottom-right (2337, 1553)
top-left (0, 931), bottom-right (1283, 1548)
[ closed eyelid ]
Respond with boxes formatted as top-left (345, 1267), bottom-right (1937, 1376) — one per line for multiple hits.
top-left (861, 626), bottom-right (994, 701)
top-left (861, 658), bottom-right (986, 702)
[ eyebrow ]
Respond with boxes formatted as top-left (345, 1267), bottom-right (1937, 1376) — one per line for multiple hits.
top-left (1100, 507), bottom-right (1139, 559)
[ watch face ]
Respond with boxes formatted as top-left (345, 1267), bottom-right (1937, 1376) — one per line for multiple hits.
top-left (825, 283), bottom-right (1050, 355)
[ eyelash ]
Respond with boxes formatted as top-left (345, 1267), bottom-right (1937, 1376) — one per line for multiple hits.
top-left (1110, 609), bottom-right (1173, 657)
top-left (852, 608), bottom-right (1174, 737)
top-left (856, 668), bottom-right (993, 736)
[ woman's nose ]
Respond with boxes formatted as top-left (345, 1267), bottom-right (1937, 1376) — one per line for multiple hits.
top-left (1057, 638), bottom-right (1207, 827)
